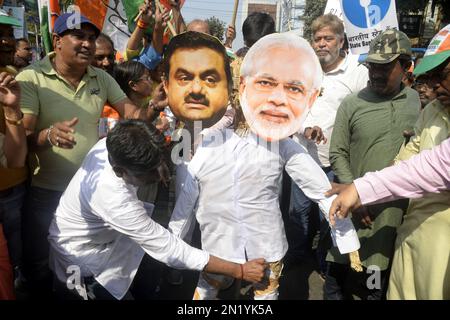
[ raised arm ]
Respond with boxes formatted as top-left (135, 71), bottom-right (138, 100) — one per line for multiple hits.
top-left (127, 3), bottom-right (153, 53)
top-left (170, 0), bottom-right (186, 34)
top-left (0, 72), bottom-right (26, 168)
top-left (152, 5), bottom-right (170, 55)
top-left (328, 137), bottom-right (450, 222)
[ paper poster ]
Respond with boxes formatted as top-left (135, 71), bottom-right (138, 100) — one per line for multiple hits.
top-left (3, 5), bottom-right (25, 39)
top-left (340, 0), bottom-right (399, 55)
top-left (324, 0), bottom-right (344, 21)
top-left (239, 33), bottom-right (322, 141)
top-left (163, 32), bottom-right (229, 126)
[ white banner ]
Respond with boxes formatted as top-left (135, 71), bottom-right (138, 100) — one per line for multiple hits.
top-left (340, 0), bottom-right (398, 55)
top-left (3, 5), bottom-right (26, 39)
top-left (324, 0), bottom-right (343, 22)
top-left (101, 1), bottom-right (130, 55)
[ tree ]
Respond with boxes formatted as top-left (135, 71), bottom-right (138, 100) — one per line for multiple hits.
top-left (206, 16), bottom-right (226, 41)
top-left (303, 0), bottom-right (327, 40)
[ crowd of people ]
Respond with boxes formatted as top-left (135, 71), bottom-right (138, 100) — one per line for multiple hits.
top-left (0, 0), bottom-right (449, 301)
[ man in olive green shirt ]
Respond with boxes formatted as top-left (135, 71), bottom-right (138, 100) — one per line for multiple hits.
top-left (17, 13), bottom-right (160, 298)
top-left (328, 29), bottom-right (420, 300)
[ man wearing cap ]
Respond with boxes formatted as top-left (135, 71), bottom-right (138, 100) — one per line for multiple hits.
top-left (388, 24), bottom-right (450, 300)
top-left (328, 29), bottom-right (420, 300)
top-left (16, 12), bottom-right (159, 298)
top-left (0, 9), bottom-right (27, 299)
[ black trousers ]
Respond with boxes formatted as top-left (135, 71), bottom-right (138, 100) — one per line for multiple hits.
top-left (324, 262), bottom-right (390, 300)
top-left (54, 254), bottom-right (163, 300)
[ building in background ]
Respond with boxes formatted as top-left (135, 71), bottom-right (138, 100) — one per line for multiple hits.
top-left (279, 0), bottom-right (305, 34)
top-left (241, 0), bottom-right (281, 31)
top-left (241, 0), bottom-right (306, 34)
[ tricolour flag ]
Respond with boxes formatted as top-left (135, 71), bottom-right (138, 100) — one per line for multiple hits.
top-left (74, 0), bottom-right (185, 55)
top-left (37, 0), bottom-right (61, 54)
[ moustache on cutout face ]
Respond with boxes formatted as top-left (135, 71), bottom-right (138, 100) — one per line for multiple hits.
top-left (185, 93), bottom-right (210, 106)
top-left (256, 104), bottom-right (295, 122)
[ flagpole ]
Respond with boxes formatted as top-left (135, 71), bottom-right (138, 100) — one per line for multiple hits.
top-left (155, 0), bottom-right (177, 36)
top-left (231, 0), bottom-right (239, 28)
top-left (134, 0), bottom-right (177, 37)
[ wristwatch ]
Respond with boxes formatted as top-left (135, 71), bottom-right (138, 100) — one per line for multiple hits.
top-left (4, 111), bottom-right (24, 126)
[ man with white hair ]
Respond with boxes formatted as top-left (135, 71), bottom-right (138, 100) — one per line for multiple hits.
top-left (186, 19), bottom-right (210, 34)
top-left (169, 33), bottom-right (360, 300)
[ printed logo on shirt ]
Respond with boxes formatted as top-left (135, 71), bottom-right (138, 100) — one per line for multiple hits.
top-left (90, 88), bottom-right (100, 95)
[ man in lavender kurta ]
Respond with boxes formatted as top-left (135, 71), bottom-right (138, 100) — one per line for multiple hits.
top-left (327, 137), bottom-right (450, 222)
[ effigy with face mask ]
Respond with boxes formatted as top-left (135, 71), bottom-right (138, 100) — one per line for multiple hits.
top-left (168, 33), bottom-right (362, 300)
top-left (236, 33), bottom-right (362, 271)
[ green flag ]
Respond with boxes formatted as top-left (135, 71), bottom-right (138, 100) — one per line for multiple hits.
top-left (40, 5), bottom-right (52, 54)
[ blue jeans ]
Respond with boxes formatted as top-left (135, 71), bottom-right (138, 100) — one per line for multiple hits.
top-left (22, 186), bottom-right (63, 298)
top-left (0, 183), bottom-right (26, 269)
top-left (287, 168), bottom-right (334, 273)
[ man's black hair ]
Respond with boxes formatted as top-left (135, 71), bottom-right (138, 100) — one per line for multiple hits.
top-left (242, 12), bottom-right (275, 48)
top-left (162, 31), bottom-right (233, 96)
top-left (106, 120), bottom-right (165, 174)
top-left (96, 33), bottom-right (115, 50)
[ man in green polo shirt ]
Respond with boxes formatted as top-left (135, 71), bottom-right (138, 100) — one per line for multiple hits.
top-left (328, 29), bottom-right (420, 300)
top-left (16, 12), bottom-right (161, 298)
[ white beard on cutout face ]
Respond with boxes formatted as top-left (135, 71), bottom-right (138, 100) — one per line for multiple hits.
top-left (240, 87), bottom-right (310, 141)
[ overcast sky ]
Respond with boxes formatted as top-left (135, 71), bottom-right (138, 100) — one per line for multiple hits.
top-left (181, 0), bottom-right (246, 50)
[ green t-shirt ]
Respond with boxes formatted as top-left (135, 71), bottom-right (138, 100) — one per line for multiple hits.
top-left (17, 53), bottom-right (127, 191)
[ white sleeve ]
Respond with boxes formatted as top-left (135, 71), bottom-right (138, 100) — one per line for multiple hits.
top-left (168, 167), bottom-right (199, 240)
top-left (283, 141), bottom-right (360, 254)
top-left (94, 183), bottom-right (208, 271)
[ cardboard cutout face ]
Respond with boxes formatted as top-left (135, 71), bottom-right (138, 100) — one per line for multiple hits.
top-left (239, 33), bottom-right (322, 141)
top-left (163, 32), bottom-right (230, 127)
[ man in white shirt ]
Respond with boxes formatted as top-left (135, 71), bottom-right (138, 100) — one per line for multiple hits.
top-left (169, 33), bottom-right (360, 300)
top-left (48, 120), bottom-right (266, 300)
top-left (286, 14), bottom-right (369, 274)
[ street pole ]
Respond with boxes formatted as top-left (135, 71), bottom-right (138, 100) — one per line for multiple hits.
top-left (34, 22), bottom-right (40, 57)
top-left (231, 0), bottom-right (240, 28)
